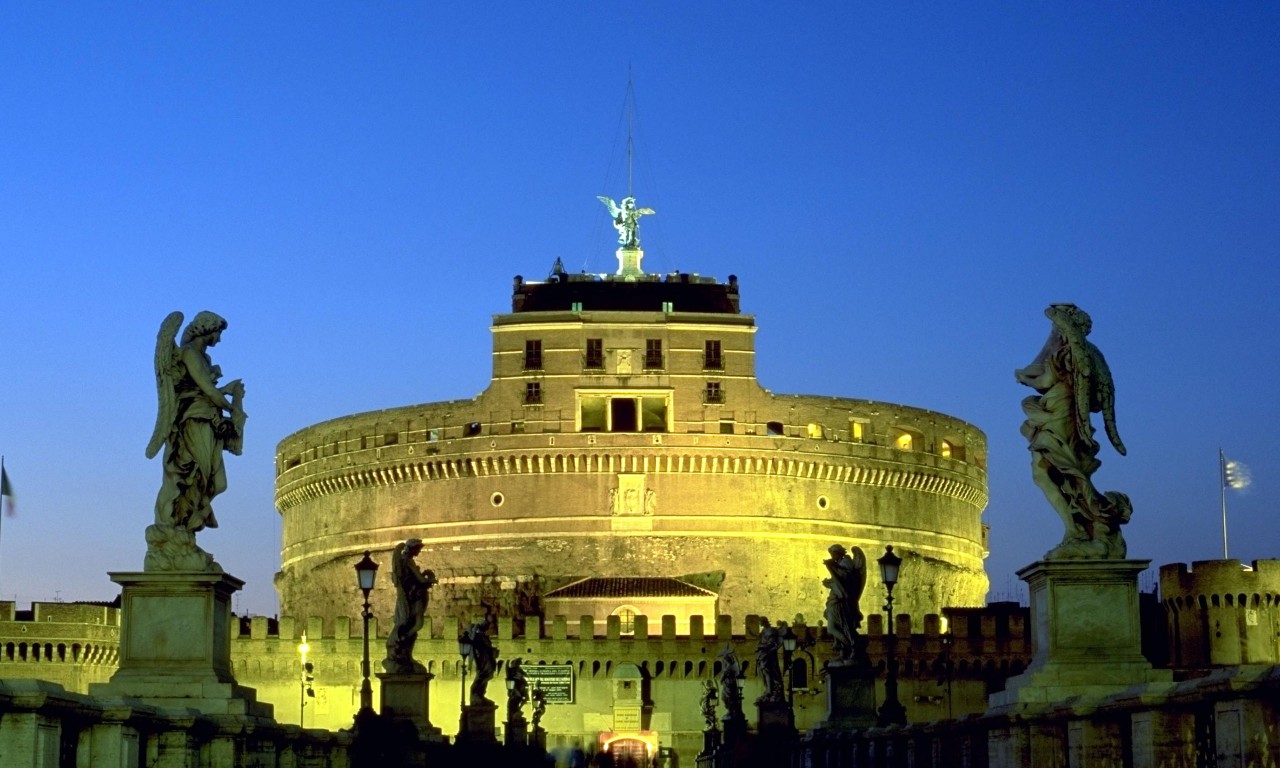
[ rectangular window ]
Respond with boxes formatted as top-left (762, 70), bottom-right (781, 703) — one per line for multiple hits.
top-left (525, 382), bottom-right (542, 404)
top-left (705, 381), bottom-right (724, 404)
top-left (577, 391), bottom-right (671, 434)
top-left (524, 339), bottom-right (542, 370)
top-left (704, 340), bottom-right (723, 370)
top-left (644, 339), bottom-right (663, 369)
top-left (585, 338), bottom-right (604, 369)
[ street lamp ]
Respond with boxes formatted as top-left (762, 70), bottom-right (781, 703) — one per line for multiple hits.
top-left (298, 632), bottom-right (313, 727)
top-left (876, 545), bottom-right (907, 727)
top-left (354, 551), bottom-right (379, 716)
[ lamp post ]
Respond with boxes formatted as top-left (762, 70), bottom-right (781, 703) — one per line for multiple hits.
top-left (353, 551), bottom-right (379, 717)
top-left (298, 632), bottom-right (311, 728)
top-left (876, 545), bottom-right (907, 727)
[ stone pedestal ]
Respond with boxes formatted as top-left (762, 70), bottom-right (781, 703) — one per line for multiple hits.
top-left (755, 698), bottom-right (794, 736)
top-left (530, 725), bottom-right (547, 752)
top-left (377, 671), bottom-right (444, 742)
top-left (816, 661), bottom-right (877, 730)
top-left (989, 559), bottom-right (1170, 710)
top-left (90, 571), bottom-right (270, 718)
top-left (458, 701), bottom-right (497, 743)
top-left (505, 716), bottom-right (528, 747)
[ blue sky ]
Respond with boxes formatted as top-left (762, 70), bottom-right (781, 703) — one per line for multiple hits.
top-left (0, 4), bottom-right (1275, 617)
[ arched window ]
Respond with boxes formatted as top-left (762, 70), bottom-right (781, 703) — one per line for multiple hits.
top-left (612, 605), bottom-right (639, 635)
top-left (940, 439), bottom-right (953, 459)
top-left (895, 433), bottom-right (913, 451)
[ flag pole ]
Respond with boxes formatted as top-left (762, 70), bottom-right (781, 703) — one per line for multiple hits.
top-left (1219, 448), bottom-right (1229, 559)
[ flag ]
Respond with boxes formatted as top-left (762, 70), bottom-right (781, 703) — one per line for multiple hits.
top-left (1224, 457), bottom-right (1252, 491)
top-left (0, 466), bottom-right (13, 516)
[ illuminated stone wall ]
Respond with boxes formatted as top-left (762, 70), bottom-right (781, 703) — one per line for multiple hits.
top-left (1160, 558), bottom-right (1280, 668)
top-left (0, 601), bottom-right (119, 694)
top-left (275, 274), bottom-right (989, 627)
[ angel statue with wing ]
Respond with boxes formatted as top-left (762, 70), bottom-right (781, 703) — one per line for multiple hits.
top-left (598, 195), bottom-right (655, 249)
top-left (144, 311), bottom-right (246, 571)
top-left (1016, 304), bottom-right (1131, 560)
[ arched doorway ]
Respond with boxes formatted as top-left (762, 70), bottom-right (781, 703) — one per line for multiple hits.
top-left (607, 737), bottom-right (649, 768)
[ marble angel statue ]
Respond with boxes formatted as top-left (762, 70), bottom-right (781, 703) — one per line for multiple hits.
top-left (144, 311), bottom-right (246, 571)
top-left (1015, 304), bottom-right (1131, 559)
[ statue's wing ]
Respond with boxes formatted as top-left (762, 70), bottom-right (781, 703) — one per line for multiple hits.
top-left (597, 196), bottom-right (621, 218)
top-left (636, 207), bottom-right (655, 216)
top-left (145, 311), bottom-right (184, 459)
top-left (1088, 342), bottom-right (1126, 455)
top-left (849, 546), bottom-right (867, 603)
top-left (1052, 314), bottom-right (1097, 447)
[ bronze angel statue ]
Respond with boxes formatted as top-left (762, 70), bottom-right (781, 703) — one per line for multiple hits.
top-left (598, 195), bottom-right (654, 249)
top-left (1015, 304), bottom-right (1131, 559)
top-left (144, 311), bottom-right (246, 570)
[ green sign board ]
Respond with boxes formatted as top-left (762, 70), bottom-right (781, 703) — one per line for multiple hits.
top-left (524, 663), bottom-right (575, 704)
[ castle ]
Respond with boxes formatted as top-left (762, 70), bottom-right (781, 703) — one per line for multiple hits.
top-left (273, 226), bottom-right (991, 633)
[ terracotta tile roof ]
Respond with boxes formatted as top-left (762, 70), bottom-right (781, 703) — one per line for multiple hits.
top-left (545, 577), bottom-right (717, 599)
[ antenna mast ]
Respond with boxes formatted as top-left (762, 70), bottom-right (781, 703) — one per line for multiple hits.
top-left (626, 67), bottom-right (635, 198)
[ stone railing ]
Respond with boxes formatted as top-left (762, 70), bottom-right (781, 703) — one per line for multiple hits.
top-left (793, 665), bottom-right (1279, 768)
top-left (0, 678), bottom-right (351, 767)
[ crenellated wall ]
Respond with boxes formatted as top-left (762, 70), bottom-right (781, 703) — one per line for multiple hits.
top-left (227, 605), bottom-right (1031, 762)
top-left (0, 601), bottom-right (120, 694)
top-left (1160, 559), bottom-right (1280, 668)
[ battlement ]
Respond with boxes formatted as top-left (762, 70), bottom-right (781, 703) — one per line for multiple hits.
top-left (234, 606), bottom-right (1030, 654)
top-left (1159, 559), bottom-right (1280, 668)
top-left (1160, 559), bottom-right (1280, 607)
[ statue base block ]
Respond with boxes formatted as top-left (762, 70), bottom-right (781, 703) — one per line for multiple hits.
top-left (989, 559), bottom-right (1170, 711)
top-left (378, 672), bottom-right (444, 742)
top-left (505, 717), bottom-right (528, 747)
top-left (816, 661), bottom-right (876, 730)
top-left (90, 570), bottom-right (271, 718)
top-left (459, 701), bottom-right (497, 743)
top-left (755, 699), bottom-right (794, 737)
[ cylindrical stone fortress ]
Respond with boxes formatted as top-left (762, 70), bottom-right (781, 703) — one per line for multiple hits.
top-left (275, 259), bottom-right (989, 627)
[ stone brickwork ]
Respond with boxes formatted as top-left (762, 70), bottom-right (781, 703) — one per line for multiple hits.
top-left (0, 601), bottom-right (119, 694)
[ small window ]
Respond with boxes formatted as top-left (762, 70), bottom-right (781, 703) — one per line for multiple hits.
top-left (525, 382), bottom-right (542, 405)
top-left (644, 339), bottom-right (663, 369)
top-left (850, 420), bottom-right (865, 443)
top-left (940, 439), bottom-right (953, 459)
top-left (807, 423), bottom-right (823, 439)
top-left (465, 422), bottom-right (482, 437)
top-left (704, 340), bottom-right (723, 370)
top-left (383, 432), bottom-right (399, 446)
top-left (895, 433), bottom-right (913, 451)
top-left (661, 301), bottom-right (674, 313)
top-left (511, 420), bottom-right (525, 434)
top-left (427, 429), bottom-right (441, 442)
top-left (524, 339), bottom-right (542, 370)
top-left (571, 301), bottom-right (583, 313)
top-left (585, 338), bottom-right (604, 369)
top-left (766, 421), bottom-right (784, 436)
top-left (705, 381), bottom-right (724, 404)
top-left (719, 419), bottom-right (734, 435)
